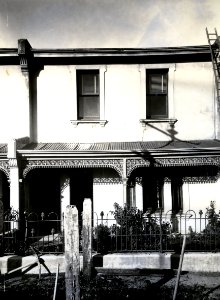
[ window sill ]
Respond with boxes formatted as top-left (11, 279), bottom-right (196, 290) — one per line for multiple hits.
top-left (70, 120), bottom-right (108, 127)
top-left (140, 118), bottom-right (177, 127)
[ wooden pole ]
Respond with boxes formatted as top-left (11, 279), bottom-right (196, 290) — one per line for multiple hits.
top-left (173, 235), bottom-right (187, 300)
top-left (64, 205), bottom-right (80, 300)
top-left (82, 198), bottom-right (92, 280)
top-left (53, 263), bottom-right (59, 300)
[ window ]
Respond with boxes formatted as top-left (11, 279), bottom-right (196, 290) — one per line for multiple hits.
top-left (146, 69), bottom-right (168, 119)
top-left (77, 70), bottom-right (100, 120)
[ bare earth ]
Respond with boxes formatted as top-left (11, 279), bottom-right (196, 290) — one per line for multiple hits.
top-left (1, 271), bottom-right (220, 299)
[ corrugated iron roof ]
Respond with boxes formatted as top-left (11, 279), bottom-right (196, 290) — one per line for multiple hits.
top-left (20, 140), bottom-right (220, 152)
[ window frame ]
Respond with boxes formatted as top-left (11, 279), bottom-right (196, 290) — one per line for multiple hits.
top-left (139, 64), bottom-right (177, 126)
top-left (77, 69), bottom-right (100, 120)
top-left (70, 65), bottom-right (107, 127)
top-left (146, 68), bottom-right (168, 119)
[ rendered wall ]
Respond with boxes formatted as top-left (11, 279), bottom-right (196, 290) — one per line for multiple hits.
top-left (36, 62), bottom-right (215, 143)
top-left (0, 66), bottom-right (29, 141)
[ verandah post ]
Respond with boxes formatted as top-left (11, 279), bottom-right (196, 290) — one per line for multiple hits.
top-left (0, 199), bottom-right (4, 255)
top-left (64, 205), bottom-right (80, 300)
top-left (82, 198), bottom-right (92, 280)
top-left (0, 200), bottom-right (3, 234)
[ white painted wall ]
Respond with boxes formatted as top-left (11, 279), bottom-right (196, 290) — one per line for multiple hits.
top-left (0, 66), bottom-right (29, 141)
top-left (183, 179), bottom-right (220, 214)
top-left (174, 62), bottom-right (215, 140)
top-left (0, 61), bottom-right (215, 143)
top-left (35, 62), bottom-right (215, 143)
top-left (93, 184), bottom-right (123, 218)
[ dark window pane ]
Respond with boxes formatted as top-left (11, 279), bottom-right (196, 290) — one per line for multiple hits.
top-left (146, 95), bottom-right (168, 118)
top-left (78, 96), bottom-right (100, 119)
top-left (149, 74), bottom-right (167, 94)
top-left (146, 69), bottom-right (168, 119)
top-left (81, 74), bottom-right (99, 95)
top-left (149, 74), bottom-right (167, 93)
top-left (77, 70), bottom-right (100, 120)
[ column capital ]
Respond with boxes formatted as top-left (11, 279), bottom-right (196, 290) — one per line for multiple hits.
top-left (18, 39), bottom-right (33, 75)
top-left (8, 158), bottom-right (18, 168)
top-left (122, 177), bottom-right (128, 185)
top-left (18, 39), bottom-right (44, 76)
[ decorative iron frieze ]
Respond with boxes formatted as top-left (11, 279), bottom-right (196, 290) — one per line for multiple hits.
top-left (8, 158), bottom-right (18, 168)
top-left (126, 156), bottom-right (220, 177)
top-left (182, 175), bottom-right (220, 184)
top-left (126, 159), bottom-right (150, 177)
top-left (155, 157), bottom-right (220, 167)
top-left (164, 176), bottom-right (220, 184)
top-left (23, 159), bottom-right (124, 178)
top-left (93, 177), bottom-right (122, 184)
top-left (0, 160), bottom-right (10, 179)
top-left (60, 177), bottom-right (70, 193)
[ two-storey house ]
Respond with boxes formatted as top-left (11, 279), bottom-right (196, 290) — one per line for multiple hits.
top-left (0, 36), bottom-right (220, 222)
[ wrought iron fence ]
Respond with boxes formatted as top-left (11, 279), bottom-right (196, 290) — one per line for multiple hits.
top-left (24, 211), bottom-right (64, 255)
top-left (1, 205), bottom-right (220, 256)
top-left (0, 208), bottom-right (21, 255)
top-left (93, 208), bottom-right (220, 253)
top-left (0, 209), bottom-right (64, 255)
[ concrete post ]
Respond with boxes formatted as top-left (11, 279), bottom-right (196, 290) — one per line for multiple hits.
top-left (82, 198), bottom-right (92, 280)
top-left (64, 205), bottom-right (80, 300)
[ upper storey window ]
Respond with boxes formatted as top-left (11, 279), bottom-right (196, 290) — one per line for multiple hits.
top-left (77, 70), bottom-right (100, 120)
top-left (146, 69), bottom-right (168, 119)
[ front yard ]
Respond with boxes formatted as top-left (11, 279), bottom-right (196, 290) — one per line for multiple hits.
top-left (1, 271), bottom-right (220, 299)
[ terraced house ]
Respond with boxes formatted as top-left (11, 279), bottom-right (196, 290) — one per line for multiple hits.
top-left (0, 29), bottom-right (220, 237)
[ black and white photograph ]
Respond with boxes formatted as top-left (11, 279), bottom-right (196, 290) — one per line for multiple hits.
top-left (0, 0), bottom-right (220, 299)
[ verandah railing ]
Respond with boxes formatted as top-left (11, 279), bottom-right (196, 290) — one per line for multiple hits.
top-left (1, 205), bottom-right (220, 255)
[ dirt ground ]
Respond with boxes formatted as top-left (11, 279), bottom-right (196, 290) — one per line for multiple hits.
top-left (1, 271), bottom-right (220, 299)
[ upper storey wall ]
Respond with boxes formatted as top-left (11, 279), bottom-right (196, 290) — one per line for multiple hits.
top-left (36, 62), bottom-right (214, 142)
top-left (0, 59), bottom-right (215, 143)
top-left (0, 65), bottom-right (29, 142)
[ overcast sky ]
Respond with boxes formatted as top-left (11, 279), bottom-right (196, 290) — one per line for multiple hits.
top-left (0, 0), bottom-right (220, 49)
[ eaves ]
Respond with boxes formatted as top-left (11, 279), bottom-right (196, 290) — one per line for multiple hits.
top-left (0, 45), bottom-right (212, 65)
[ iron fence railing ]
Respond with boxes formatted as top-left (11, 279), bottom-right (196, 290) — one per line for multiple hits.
top-left (0, 208), bottom-right (21, 255)
top-left (0, 209), bottom-right (64, 255)
top-left (24, 211), bottom-right (64, 255)
top-left (93, 209), bottom-right (220, 253)
top-left (1, 208), bottom-right (220, 255)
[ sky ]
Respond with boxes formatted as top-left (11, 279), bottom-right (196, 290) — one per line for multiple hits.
top-left (0, 0), bottom-right (220, 49)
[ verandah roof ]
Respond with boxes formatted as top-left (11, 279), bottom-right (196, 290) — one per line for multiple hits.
top-left (19, 139), bottom-right (220, 153)
top-left (15, 139), bottom-right (220, 179)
